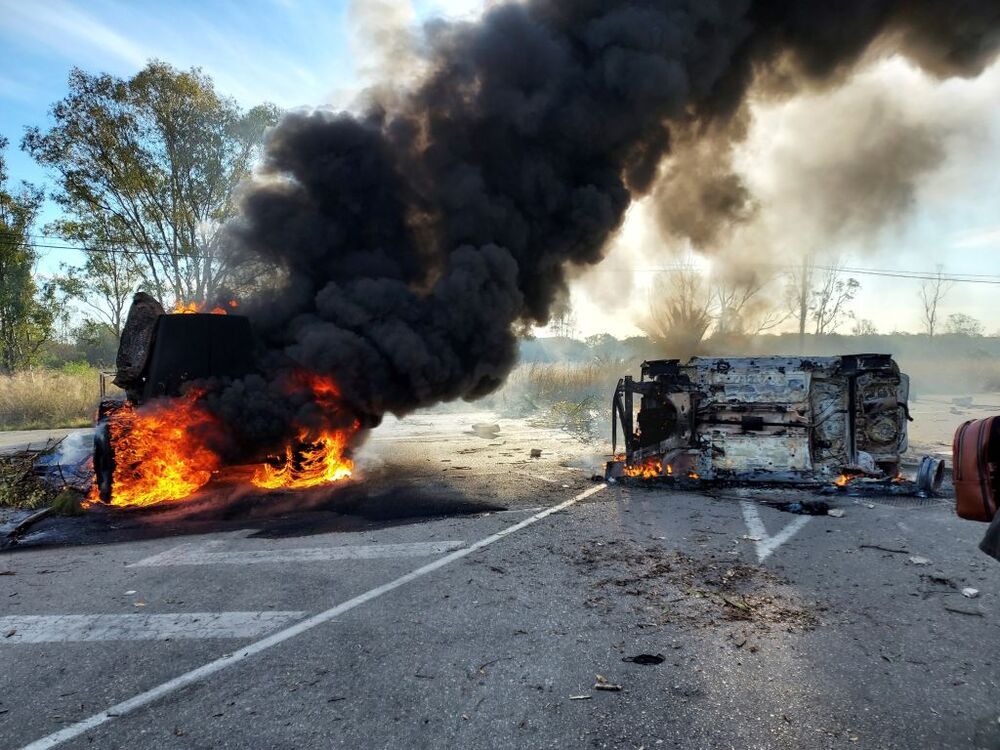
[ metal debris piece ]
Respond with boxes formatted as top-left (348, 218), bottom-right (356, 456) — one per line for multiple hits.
top-left (622, 654), bottom-right (665, 665)
top-left (962, 588), bottom-right (980, 599)
top-left (827, 508), bottom-right (845, 518)
top-left (594, 675), bottom-right (622, 691)
top-left (916, 455), bottom-right (946, 494)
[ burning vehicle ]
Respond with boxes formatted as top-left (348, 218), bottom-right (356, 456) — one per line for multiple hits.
top-left (92, 293), bottom-right (357, 508)
top-left (607, 355), bottom-right (911, 485)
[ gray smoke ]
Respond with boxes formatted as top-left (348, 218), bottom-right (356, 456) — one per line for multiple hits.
top-left (216, 0), bottom-right (1000, 449)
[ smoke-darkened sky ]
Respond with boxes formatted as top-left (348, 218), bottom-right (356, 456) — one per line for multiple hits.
top-left (1, 0), bottom-right (999, 337)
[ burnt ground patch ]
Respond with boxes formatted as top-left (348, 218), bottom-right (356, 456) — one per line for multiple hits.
top-left (0, 474), bottom-right (505, 551)
top-left (571, 541), bottom-right (822, 637)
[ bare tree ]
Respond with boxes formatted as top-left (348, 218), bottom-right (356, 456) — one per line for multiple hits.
top-left (785, 255), bottom-right (816, 351)
top-left (547, 292), bottom-right (577, 338)
top-left (919, 265), bottom-right (952, 338)
top-left (712, 272), bottom-right (791, 336)
top-left (811, 265), bottom-right (860, 335)
top-left (642, 262), bottom-right (713, 357)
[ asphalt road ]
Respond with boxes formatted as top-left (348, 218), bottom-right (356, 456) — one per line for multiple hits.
top-left (1, 412), bottom-right (999, 749)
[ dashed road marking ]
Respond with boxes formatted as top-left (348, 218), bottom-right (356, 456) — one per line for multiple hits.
top-left (129, 540), bottom-right (466, 567)
top-left (19, 484), bottom-right (605, 750)
top-left (0, 612), bottom-right (306, 643)
top-left (740, 501), bottom-right (811, 562)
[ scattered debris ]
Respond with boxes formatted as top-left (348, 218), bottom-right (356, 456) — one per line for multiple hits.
top-left (594, 675), bottom-right (622, 692)
top-left (778, 500), bottom-right (830, 516)
top-left (827, 508), bottom-right (845, 518)
top-left (578, 545), bottom-right (819, 632)
top-left (568, 695), bottom-right (591, 701)
top-left (1, 506), bottom-right (56, 549)
top-left (859, 544), bottom-right (909, 554)
top-left (924, 573), bottom-right (955, 587)
top-left (622, 654), bottom-right (664, 665)
top-left (962, 588), bottom-right (980, 599)
top-left (944, 606), bottom-right (984, 617)
top-left (909, 556), bottom-right (931, 566)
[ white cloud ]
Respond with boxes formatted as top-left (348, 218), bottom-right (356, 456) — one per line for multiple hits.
top-left (0, 0), bottom-right (146, 69)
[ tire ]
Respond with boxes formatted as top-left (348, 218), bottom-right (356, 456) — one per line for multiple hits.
top-left (93, 400), bottom-right (120, 504)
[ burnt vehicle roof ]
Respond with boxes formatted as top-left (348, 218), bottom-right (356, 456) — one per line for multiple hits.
top-left (640, 354), bottom-right (898, 380)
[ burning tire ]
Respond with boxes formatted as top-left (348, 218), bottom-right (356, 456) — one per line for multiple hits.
top-left (93, 399), bottom-right (122, 504)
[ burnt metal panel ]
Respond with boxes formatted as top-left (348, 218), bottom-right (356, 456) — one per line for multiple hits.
top-left (141, 314), bottom-right (255, 400)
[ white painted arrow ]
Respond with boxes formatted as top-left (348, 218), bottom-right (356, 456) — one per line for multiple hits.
top-left (740, 500), bottom-right (811, 562)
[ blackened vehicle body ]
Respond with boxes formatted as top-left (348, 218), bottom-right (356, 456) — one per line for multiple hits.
top-left (607, 354), bottom-right (910, 483)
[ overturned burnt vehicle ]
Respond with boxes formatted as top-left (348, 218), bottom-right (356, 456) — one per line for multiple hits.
top-left (607, 355), bottom-right (911, 485)
top-left (93, 293), bottom-right (254, 503)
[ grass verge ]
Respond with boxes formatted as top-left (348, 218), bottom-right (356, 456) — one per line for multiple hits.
top-left (0, 368), bottom-right (103, 431)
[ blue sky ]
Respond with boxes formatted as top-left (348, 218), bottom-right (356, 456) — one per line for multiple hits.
top-left (1, 0), bottom-right (998, 336)
top-left (0, 0), bottom-right (358, 220)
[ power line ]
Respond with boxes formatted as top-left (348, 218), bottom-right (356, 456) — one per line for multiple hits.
top-left (2, 228), bottom-right (998, 284)
top-left (0, 231), bottom-right (214, 260)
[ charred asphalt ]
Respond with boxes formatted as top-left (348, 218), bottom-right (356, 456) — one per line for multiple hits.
top-left (1, 412), bottom-right (998, 750)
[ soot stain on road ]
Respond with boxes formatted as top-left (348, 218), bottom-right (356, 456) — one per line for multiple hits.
top-left (2, 477), bottom-right (504, 550)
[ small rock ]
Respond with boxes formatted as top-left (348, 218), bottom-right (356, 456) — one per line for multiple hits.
top-left (827, 508), bottom-right (845, 518)
top-left (530, 448), bottom-right (542, 458)
top-left (909, 556), bottom-right (931, 566)
top-left (962, 587), bottom-right (980, 599)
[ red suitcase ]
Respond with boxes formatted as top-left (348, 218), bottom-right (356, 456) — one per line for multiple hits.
top-left (953, 417), bottom-right (999, 522)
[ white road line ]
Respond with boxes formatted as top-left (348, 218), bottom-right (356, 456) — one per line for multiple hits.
top-left (19, 483), bottom-right (606, 750)
top-left (0, 612), bottom-right (306, 643)
top-left (740, 500), bottom-right (811, 562)
top-left (129, 540), bottom-right (466, 567)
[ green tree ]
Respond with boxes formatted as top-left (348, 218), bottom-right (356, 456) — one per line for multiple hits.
top-left (23, 61), bottom-right (279, 305)
top-left (0, 136), bottom-right (54, 372)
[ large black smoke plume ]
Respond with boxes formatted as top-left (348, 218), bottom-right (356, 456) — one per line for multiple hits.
top-left (214, 0), bottom-right (1000, 449)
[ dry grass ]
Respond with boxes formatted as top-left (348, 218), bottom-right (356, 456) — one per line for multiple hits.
top-left (492, 361), bottom-right (625, 413)
top-left (485, 361), bottom-right (628, 438)
top-left (0, 368), bottom-right (104, 431)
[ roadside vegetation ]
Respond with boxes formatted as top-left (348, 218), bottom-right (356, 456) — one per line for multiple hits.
top-left (0, 365), bottom-right (103, 430)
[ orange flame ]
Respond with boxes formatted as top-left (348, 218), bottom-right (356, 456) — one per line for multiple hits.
top-left (251, 430), bottom-right (356, 489)
top-left (250, 372), bottom-right (359, 490)
top-left (91, 390), bottom-right (221, 508)
top-left (835, 474), bottom-right (850, 487)
top-left (173, 300), bottom-right (238, 315)
top-left (624, 458), bottom-right (662, 478)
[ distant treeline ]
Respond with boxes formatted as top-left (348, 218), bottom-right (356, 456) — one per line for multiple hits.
top-left (519, 332), bottom-right (1000, 394)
